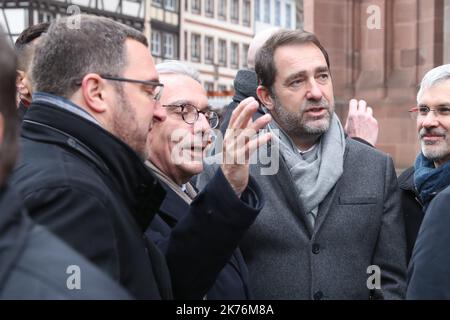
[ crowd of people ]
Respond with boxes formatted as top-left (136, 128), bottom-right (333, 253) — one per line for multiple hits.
top-left (1, 14), bottom-right (449, 299)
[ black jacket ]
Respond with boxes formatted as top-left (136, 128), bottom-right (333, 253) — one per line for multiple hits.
top-left (398, 167), bottom-right (424, 262)
top-left (11, 101), bottom-right (172, 299)
top-left (17, 100), bottom-right (28, 122)
top-left (147, 168), bottom-right (263, 299)
top-left (0, 185), bottom-right (131, 299)
top-left (407, 184), bottom-right (450, 299)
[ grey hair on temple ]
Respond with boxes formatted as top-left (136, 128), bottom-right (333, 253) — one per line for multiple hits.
top-left (417, 64), bottom-right (450, 103)
top-left (156, 60), bottom-right (201, 83)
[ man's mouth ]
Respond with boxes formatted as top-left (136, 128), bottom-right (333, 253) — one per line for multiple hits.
top-left (304, 107), bottom-right (327, 117)
top-left (422, 134), bottom-right (445, 142)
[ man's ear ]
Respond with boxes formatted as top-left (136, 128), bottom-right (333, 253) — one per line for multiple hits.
top-left (80, 74), bottom-right (109, 114)
top-left (256, 85), bottom-right (274, 111)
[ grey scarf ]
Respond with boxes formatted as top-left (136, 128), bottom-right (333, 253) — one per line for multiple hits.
top-left (269, 114), bottom-right (346, 226)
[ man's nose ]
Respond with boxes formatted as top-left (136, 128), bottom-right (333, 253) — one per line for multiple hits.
top-left (421, 111), bottom-right (440, 128)
top-left (194, 113), bottom-right (211, 133)
top-left (305, 79), bottom-right (323, 101)
top-left (153, 101), bottom-right (167, 122)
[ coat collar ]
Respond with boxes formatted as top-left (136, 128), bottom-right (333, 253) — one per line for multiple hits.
top-left (22, 101), bottom-right (166, 231)
top-left (261, 137), bottom-right (353, 238)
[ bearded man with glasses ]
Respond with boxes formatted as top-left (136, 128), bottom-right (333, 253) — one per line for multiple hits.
top-left (11, 15), bottom-right (171, 299)
top-left (145, 60), bottom-right (271, 299)
top-left (402, 64), bottom-right (450, 299)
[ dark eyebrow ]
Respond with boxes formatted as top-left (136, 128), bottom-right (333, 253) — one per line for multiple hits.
top-left (284, 66), bottom-right (330, 85)
top-left (284, 71), bottom-right (307, 86)
top-left (418, 103), bottom-right (450, 109)
top-left (316, 66), bottom-right (330, 74)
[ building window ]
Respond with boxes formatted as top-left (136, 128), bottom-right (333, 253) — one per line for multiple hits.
top-left (164, 0), bottom-right (176, 10)
top-left (255, 0), bottom-right (260, 21)
top-left (242, 44), bottom-right (249, 69)
top-left (151, 30), bottom-right (161, 56)
top-left (164, 33), bottom-right (175, 59)
top-left (231, 42), bottom-right (239, 69)
top-left (264, 0), bottom-right (270, 23)
top-left (243, 0), bottom-right (251, 26)
top-left (275, 0), bottom-right (281, 26)
top-left (218, 0), bottom-right (227, 20)
top-left (218, 39), bottom-right (227, 67)
top-left (184, 31), bottom-right (188, 60)
top-left (230, 0), bottom-right (239, 23)
top-left (38, 11), bottom-right (54, 23)
top-left (192, 0), bottom-right (201, 13)
top-left (205, 36), bottom-right (214, 64)
top-left (218, 84), bottom-right (227, 92)
top-left (204, 81), bottom-right (214, 93)
top-left (205, 0), bottom-right (214, 17)
top-left (191, 33), bottom-right (201, 61)
top-left (286, 3), bottom-right (292, 28)
top-left (152, 0), bottom-right (162, 7)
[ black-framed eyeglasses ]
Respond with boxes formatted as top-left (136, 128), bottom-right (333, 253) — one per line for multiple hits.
top-left (76, 74), bottom-right (164, 101)
top-left (162, 103), bottom-right (220, 129)
top-left (409, 105), bottom-right (450, 119)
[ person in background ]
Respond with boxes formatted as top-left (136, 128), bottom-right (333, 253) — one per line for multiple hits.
top-left (14, 22), bottom-right (49, 120)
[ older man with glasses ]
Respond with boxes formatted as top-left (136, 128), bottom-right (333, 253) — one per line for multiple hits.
top-left (399, 65), bottom-right (450, 263)
top-left (400, 64), bottom-right (450, 299)
top-left (145, 60), bottom-right (271, 299)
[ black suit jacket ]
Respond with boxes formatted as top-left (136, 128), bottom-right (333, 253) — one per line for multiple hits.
top-left (147, 168), bottom-right (263, 299)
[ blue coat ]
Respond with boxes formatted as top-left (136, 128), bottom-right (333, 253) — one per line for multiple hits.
top-left (147, 168), bottom-right (263, 299)
top-left (407, 184), bottom-right (450, 299)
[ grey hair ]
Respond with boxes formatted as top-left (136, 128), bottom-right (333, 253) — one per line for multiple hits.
top-left (156, 60), bottom-right (201, 83)
top-left (417, 64), bottom-right (450, 103)
top-left (31, 14), bottom-right (148, 99)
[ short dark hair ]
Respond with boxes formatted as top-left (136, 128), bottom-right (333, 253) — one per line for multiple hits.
top-left (0, 28), bottom-right (19, 186)
top-left (255, 29), bottom-right (331, 93)
top-left (31, 14), bottom-right (148, 99)
top-left (14, 22), bottom-right (50, 72)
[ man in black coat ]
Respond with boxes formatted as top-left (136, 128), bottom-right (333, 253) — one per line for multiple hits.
top-left (10, 15), bottom-right (173, 299)
top-left (405, 64), bottom-right (450, 299)
top-left (146, 61), bottom-right (270, 299)
top-left (0, 27), bottom-right (130, 299)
